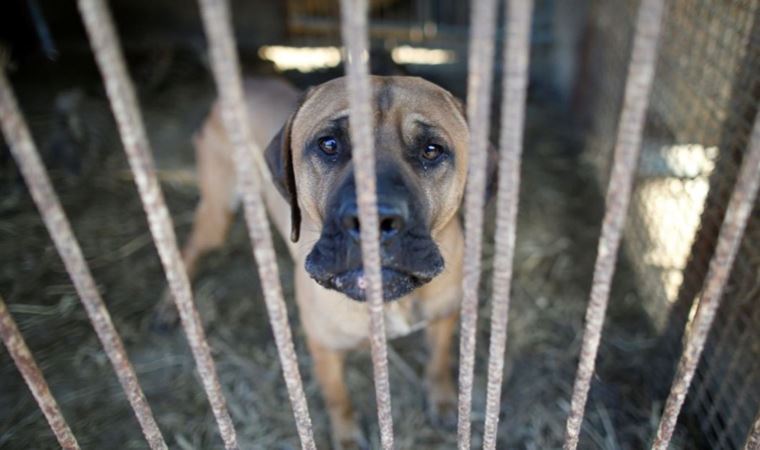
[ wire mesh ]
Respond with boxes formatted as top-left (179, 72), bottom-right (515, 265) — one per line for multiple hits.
top-left (652, 112), bottom-right (760, 450)
top-left (75, 1), bottom-right (238, 447)
top-left (481, 0), bottom-right (533, 448)
top-left (195, 1), bottom-right (317, 448)
top-left (0, 295), bottom-right (79, 450)
top-left (2, 0), bottom-right (757, 448)
top-left (580, 0), bottom-right (760, 447)
top-left (0, 68), bottom-right (166, 450)
top-left (562, 0), bottom-right (665, 448)
top-left (338, 0), bottom-right (396, 448)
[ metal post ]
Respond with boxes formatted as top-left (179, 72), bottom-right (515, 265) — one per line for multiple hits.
top-left (339, 0), bottom-right (395, 448)
top-left (196, 0), bottom-right (316, 448)
top-left (651, 113), bottom-right (760, 450)
top-left (563, 0), bottom-right (666, 448)
top-left (0, 295), bottom-right (80, 450)
top-left (482, 0), bottom-right (533, 448)
top-left (458, 0), bottom-right (499, 448)
top-left (0, 69), bottom-right (166, 450)
top-left (76, 1), bottom-right (238, 447)
top-left (744, 408), bottom-right (760, 450)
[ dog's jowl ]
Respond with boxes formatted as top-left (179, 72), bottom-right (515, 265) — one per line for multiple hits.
top-left (177, 76), bottom-right (491, 449)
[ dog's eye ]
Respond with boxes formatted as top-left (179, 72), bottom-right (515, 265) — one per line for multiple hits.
top-left (421, 143), bottom-right (444, 161)
top-left (318, 136), bottom-right (339, 155)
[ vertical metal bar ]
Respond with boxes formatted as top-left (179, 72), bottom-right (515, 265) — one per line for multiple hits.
top-left (0, 70), bottom-right (167, 450)
top-left (339, 0), bottom-right (395, 448)
top-left (75, 1), bottom-right (238, 448)
top-left (0, 295), bottom-right (80, 450)
top-left (563, 0), bottom-right (665, 448)
top-left (195, 1), bottom-right (316, 448)
top-left (457, 0), bottom-right (499, 447)
top-left (340, 0), bottom-right (393, 450)
top-left (744, 408), bottom-right (760, 450)
top-left (651, 114), bottom-right (760, 450)
top-left (481, 0), bottom-right (533, 448)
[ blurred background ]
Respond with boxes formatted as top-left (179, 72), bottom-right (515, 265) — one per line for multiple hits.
top-left (0, 0), bottom-right (758, 448)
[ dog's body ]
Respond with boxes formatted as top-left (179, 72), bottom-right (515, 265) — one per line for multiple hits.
top-left (179, 76), bottom-right (475, 448)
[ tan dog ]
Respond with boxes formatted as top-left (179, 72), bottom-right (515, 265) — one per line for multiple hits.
top-left (177, 76), bottom-right (492, 449)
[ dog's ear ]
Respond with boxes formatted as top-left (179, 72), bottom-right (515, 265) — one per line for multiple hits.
top-left (265, 111), bottom-right (302, 243)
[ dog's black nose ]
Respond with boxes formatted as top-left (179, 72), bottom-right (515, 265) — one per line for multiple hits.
top-left (339, 203), bottom-right (407, 242)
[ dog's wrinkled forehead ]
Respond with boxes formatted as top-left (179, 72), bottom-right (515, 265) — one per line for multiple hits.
top-left (289, 76), bottom-right (468, 152)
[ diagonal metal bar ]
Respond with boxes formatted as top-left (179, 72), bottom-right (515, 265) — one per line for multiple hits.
top-left (563, 0), bottom-right (666, 448)
top-left (196, 0), bottom-right (316, 448)
top-left (0, 295), bottom-right (80, 450)
top-left (745, 408), bottom-right (760, 450)
top-left (0, 69), bottom-right (166, 450)
top-left (457, 0), bottom-right (499, 448)
top-left (689, 284), bottom-right (753, 412)
top-left (76, 1), bottom-right (238, 448)
top-left (339, 0), bottom-right (395, 448)
top-left (481, 0), bottom-right (533, 448)
top-left (651, 114), bottom-right (760, 450)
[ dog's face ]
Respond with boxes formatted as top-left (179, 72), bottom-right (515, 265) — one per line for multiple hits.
top-left (266, 76), bottom-right (475, 301)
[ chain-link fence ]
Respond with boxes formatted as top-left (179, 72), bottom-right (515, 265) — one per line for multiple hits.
top-left (2, 0), bottom-right (759, 448)
top-left (578, 0), bottom-right (760, 448)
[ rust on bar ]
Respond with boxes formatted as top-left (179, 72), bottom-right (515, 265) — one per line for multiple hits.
top-left (457, 0), bottom-right (499, 448)
top-left (651, 114), bottom-right (760, 450)
top-left (744, 408), bottom-right (760, 450)
top-left (0, 295), bottom-right (80, 450)
top-left (76, 1), bottom-right (238, 448)
top-left (196, 0), bottom-right (316, 448)
top-left (563, 0), bottom-right (665, 449)
top-left (481, 0), bottom-right (533, 448)
top-left (339, 0), bottom-right (395, 448)
top-left (0, 69), bottom-right (167, 450)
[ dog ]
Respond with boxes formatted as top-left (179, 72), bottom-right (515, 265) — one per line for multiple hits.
top-left (175, 75), bottom-right (496, 448)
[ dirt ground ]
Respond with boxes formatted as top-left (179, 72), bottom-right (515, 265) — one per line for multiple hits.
top-left (0, 51), bottom-right (692, 449)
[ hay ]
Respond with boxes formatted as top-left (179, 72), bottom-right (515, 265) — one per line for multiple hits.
top-left (0, 54), bottom-right (687, 449)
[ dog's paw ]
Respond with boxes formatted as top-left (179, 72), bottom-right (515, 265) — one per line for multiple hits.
top-left (426, 379), bottom-right (458, 430)
top-left (330, 417), bottom-right (368, 450)
top-left (149, 289), bottom-right (180, 332)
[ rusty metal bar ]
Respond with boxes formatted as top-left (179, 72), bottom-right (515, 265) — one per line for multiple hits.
top-left (744, 408), bottom-right (760, 450)
top-left (0, 295), bottom-right (80, 450)
top-left (481, 0), bottom-right (533, 448)
top-left (562, 0), bottom-right (665, 448)
top-left (339, 0), bottom-right (395, 448)
top-left (457, 0), bottom-right (499, 448)
top-left (76, 1), bottom-right (238, 448)
top-left (0, 69), bottom-right (167, 450)
top-left (196, 1), bottom-right (316, 448)
top-left (651, 114), bottom-right (760, 450)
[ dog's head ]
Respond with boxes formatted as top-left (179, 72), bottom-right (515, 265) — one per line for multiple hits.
top-left (266, 76), bottom-right (493, 301)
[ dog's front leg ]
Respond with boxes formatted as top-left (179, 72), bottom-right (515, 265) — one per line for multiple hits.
top-left (307, 337), bottom-right (367, 450)
top-left (153, 113), bottom-right (237, 327)
top-left (425, 312), bottom-right (458, 429)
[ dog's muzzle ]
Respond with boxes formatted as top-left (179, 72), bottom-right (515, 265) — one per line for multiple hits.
top-left (305, 200), bottom-right (444, 301)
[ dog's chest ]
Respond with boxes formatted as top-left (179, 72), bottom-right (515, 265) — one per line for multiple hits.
top-left (299, 284), bottom-right (461, 350)
top-left (383, 299), bottom-right (428, 338)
